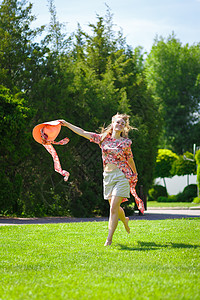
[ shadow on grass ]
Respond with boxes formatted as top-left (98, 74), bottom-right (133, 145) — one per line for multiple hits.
top-left (116, 241), bottom-right (200, 251)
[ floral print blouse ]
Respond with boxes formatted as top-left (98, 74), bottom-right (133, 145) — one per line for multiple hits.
top-left (90, 133), bottom-right (144, 214)
top-left (90, 133), bottom-right (135, 178)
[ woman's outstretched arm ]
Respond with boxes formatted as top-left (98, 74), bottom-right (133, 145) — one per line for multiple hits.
top-left (59, 120), bottom-right (93, 140)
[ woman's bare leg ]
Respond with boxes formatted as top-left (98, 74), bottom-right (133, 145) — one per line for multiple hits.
top-left (118, 206), bottom-right (130, 234)
top-left (104, 196), bottom-right (123, 246)
top-left (108, 199), bottom-right (130, 234)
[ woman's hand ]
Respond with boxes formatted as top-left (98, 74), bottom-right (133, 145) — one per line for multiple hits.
top-left (127, 157), bottom-right (137, 175)
top-left (59, 119), bottom-right (68, 126)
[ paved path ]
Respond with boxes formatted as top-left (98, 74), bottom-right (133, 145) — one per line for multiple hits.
top-left (0, 207), bottom-right (200, 226)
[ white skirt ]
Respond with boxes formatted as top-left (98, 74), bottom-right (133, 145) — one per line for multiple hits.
top-left (103, 168), bottom-right (130, 200)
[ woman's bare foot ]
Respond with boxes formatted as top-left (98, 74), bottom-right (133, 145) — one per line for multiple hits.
top-left (104, 240), bottom-right (112, 246)
top-left (124, 217), bottom-right (130, 234)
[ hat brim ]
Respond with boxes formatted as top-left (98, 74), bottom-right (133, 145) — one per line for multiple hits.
top-left (32, 120), bottom-right (61, 144)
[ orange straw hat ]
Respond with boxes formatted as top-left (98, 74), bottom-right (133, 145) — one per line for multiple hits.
top-left (32, 120), bottom-right (61, 144)
top-left (32, 120), bottom-right (70, 182)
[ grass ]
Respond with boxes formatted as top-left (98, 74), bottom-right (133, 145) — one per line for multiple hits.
top-left (0, 219), bottom-right (200, 300)
top-left (147, 201), bottom-right (199, 208)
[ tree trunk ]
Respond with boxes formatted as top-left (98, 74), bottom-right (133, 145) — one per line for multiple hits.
top-left (163, 177), bottom-right (168, 194)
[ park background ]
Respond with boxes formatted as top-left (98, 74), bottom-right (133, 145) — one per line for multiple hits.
top-left (1, 0), bottom-right (200, 217)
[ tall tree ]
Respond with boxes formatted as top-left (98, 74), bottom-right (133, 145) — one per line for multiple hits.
top-left (0, 0), bottom-right (45, 92)
top-left (0, 85), bottom-right (32, 213)
top-left (42, 0), bottom-right (71, 54)
top-left (171, 151), bottom-right (196, 177)
top-left (145, 34), bottom-right (200, 153)
top-left (154, 149), bottom-right (178, 191)
top-left (84, 6), bottom-right (127, 78)
top-left (62, 14), bottom-right (161, 199)
top-left (0, 2), bottom-right (160, 216)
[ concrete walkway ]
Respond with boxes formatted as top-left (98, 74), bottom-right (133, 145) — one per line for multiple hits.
top-left (141, 207), bottom-right (200, 220)
top-left (0, 207), bottom-right (200, 226)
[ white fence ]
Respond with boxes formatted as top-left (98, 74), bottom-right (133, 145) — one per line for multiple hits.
top-left (155, 175), bottom-right (197, 195)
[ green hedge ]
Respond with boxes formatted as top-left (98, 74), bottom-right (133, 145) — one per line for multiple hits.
top-left (176, 184), bottom-right (197, 202)
top-left (156, 184), bottom-right (197, 203)
top-left (193, 197), bottom-right (200, 204)
top-left (157, 195), bottom-right (177, 202)
top-left (148, 185), bottom-right (168, 201)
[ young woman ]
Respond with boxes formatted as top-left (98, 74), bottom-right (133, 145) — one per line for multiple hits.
top-left (60, 113), bottom-right (144, 246)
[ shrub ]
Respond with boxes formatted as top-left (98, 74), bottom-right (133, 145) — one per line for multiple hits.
top-left (148, 185), bottom-right (168, 201)
top-left (176, 184), bottom-right (197, 202)
top-left (183, 184), bottom-right (197, 195)
top-left (195, 150), bottom-right (200, 194)
top-left (157, 196), bottom-right (169, 202)
top-left (168, 195), bottom-right (178, 202)
top-left (157, 195), bottom-right (177, 202)
top-left (193, 197), bottom-right (200, 204)
top-left (69, 180), bottom-right (103, 217)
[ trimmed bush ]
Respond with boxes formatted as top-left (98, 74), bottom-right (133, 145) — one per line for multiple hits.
top-left (176, 184), bottom-right (197, 202)
top-left (193, 197), bottom-right (200, 204)
top-left (148, 185), bottom-right (168, 201)
top-left (168, 195), bottom-right (178, 202)
top-left (195, 150), bottom-right (200, 195)
top-left (157, 196), bottom-right (170, 202)
top-left (157, 195), bottom-right (177, 202)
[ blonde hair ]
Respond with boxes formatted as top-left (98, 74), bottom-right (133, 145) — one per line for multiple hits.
top-left (99, 113), bottom-right (136, 145)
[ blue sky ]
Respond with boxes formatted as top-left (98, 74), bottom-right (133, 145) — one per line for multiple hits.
top-left (31, 0), bottom-right (200, 52)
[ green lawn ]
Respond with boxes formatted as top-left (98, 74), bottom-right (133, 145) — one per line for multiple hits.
top-left (0, 219), bottom-right (200, 300)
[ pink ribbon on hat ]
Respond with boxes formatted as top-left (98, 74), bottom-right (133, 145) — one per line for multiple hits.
top-left (40, 128), bottom-right (70, 182)
top-left (129, 176), bottom-right (145, 215)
